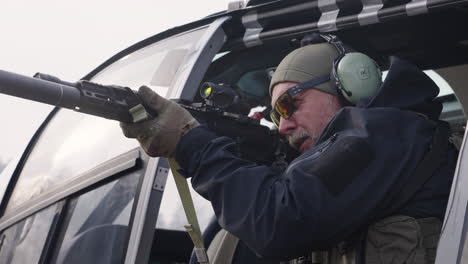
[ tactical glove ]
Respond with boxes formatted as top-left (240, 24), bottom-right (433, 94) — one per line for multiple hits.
top-left (120, 86), bottom-right (199, 157)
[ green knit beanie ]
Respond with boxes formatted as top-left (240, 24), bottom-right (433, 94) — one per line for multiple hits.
top-left (269, 43), bottom-right (339, 96)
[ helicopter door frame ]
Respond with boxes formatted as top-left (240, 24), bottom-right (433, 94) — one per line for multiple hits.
top-left (436, 120), bottom-right (468, 263)
top-left (123, 16), bottom-right (230, 264)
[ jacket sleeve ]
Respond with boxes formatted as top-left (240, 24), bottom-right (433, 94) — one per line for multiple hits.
top-left (175, 125), bottom-right (380, 259)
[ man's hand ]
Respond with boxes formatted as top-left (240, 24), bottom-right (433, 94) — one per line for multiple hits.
top-left (120, 86), bottom-right (199, 157)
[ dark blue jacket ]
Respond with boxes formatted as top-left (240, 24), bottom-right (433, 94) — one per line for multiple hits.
top-left (175, 57), bottom-right (456, 259)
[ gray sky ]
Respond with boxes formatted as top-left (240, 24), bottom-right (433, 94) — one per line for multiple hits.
top-left (0, 0), bottom-right (232, 164)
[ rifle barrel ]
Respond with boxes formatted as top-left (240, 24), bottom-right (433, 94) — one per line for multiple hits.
top-left (0, 69), bottom-right (80, 109)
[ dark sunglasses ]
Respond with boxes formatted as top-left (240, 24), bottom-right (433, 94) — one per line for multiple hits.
top-left (270, 75), bottom-right (331, 127)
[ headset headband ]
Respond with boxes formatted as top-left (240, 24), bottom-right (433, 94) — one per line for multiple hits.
top-left (319, 34), bottom-right (347, 55)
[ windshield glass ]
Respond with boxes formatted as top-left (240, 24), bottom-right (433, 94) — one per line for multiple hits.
top-left (92, 28), bottom-right (205, 95)
top-left (0, 100), bottom-right (52, 204)
top-left (5, 27), bottom-right (211, 217)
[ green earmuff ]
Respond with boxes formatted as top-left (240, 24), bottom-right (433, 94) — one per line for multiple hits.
top-left (333, 52), bottom-right (382, 105)
top-left (320, 34), bottom-right (382, 105)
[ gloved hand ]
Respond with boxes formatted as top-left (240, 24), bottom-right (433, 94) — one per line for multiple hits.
top-left (120, 86), bottom-right (199, 157)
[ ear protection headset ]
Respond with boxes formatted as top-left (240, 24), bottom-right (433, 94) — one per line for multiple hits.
top-left (307, 34), bottom-right (383, 105)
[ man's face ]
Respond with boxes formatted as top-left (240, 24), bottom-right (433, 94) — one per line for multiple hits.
top-left (271, 82), bottom-right (342, 153)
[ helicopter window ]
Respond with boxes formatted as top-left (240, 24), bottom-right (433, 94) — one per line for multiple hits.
top-left (51, 171), bottom-right (140, 264)
top-left (429, 71), bottom-right (464, 126)
top-left (156, 170), bottom-right (214, 232)
top-left (236, 69), bottom-right (271, 99)
top-left (4, 110), bottom-right (138, 213)
top-left (0, 101), bottom-right (52, 206)
top-left (0, 203), bottom-right (59, 264)
top-left (4, 27), bottom-right (209, 214)
top-left (150, 49), bottom-right (189, 87)
top-left (91, 27), bottom-right (206, 96)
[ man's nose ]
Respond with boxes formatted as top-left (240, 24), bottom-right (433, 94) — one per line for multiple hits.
top-left (278, 116), bottom-right (296, 135)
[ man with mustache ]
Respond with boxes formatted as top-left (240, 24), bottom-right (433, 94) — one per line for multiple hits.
top-left (121, 35), bottom-right (456, 263)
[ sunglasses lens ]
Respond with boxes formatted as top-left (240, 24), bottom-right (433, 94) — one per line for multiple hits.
top-left (275, 93), bottom-right (293, 119)
top-left (270, 110), bottom-right (280, 127)
top-left (270, 93), bottom-right (294, 127)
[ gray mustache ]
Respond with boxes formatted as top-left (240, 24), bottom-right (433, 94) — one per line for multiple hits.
top-left (288, 130), bottom-right (313, 147)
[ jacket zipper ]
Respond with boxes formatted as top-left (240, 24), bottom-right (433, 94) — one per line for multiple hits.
top-left (285, 133), bottom-right (339, 174)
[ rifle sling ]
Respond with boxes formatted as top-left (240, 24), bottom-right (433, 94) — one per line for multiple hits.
top-left (169, 158), bottom-right (209, 264)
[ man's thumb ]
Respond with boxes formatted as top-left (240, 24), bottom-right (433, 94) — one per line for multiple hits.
top-left (138, 85), bottom-right (168, 112)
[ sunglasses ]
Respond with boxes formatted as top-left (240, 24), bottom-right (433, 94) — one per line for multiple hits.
top-left (270, 75), bottom-right (331, 127)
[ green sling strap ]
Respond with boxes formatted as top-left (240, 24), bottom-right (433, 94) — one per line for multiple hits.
top-left (169, 158), bottom-right (209, 264)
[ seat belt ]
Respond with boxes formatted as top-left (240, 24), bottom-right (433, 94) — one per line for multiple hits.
top-left (169, 158), bottom-right (209, 264)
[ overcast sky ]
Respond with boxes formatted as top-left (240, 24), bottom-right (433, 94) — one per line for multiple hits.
top-left (0, 0), bottom-right (232, 165)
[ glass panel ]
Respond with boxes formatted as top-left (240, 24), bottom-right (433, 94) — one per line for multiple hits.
top-left (0, 99), bottom-right (52, 206)
top-left (156, 171), bottom-right (214, 231)
top-left (0, 99), bottom-right (52, 177)
top-left (0, 157), bottom-right (20, 206)
top-left (53, 171), bottom-right (140, 264)
top-left (5, 110), bottom-right (137, 211)
top-left (91, 27), bottom-right (206, 96)
top-left (0, 204), bottom-right (58, 264)
top-left (6, 27), bottom-right (207, 212)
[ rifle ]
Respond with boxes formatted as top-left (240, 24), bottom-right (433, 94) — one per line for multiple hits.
top-left (0, 69), bottom-right (297, 166)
